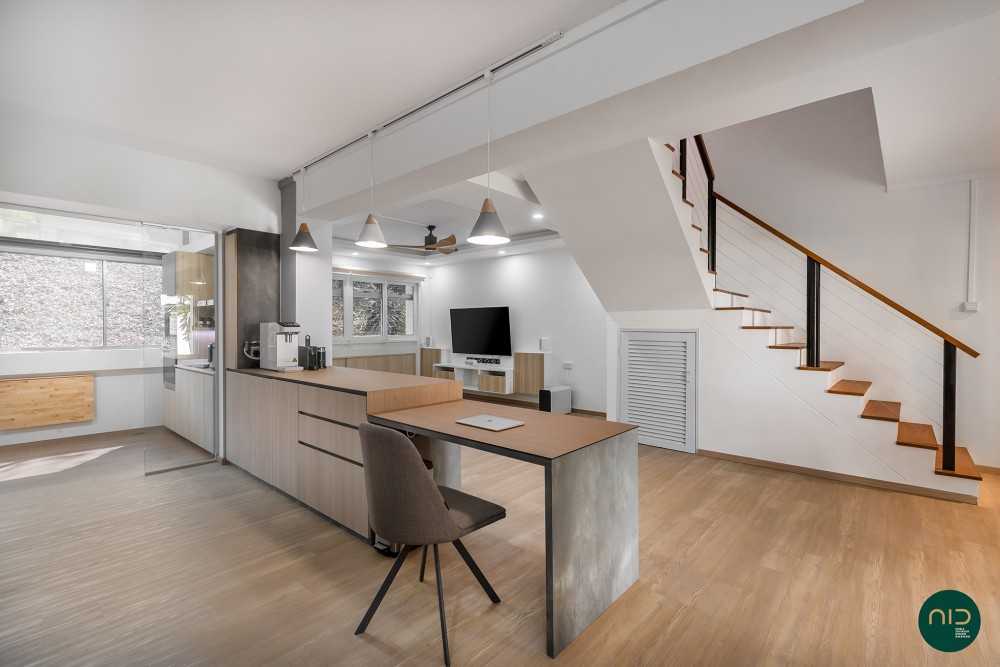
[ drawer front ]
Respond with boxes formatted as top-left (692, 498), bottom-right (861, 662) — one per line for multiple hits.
top-left (478, 372), bottom-right (506, 393)
top-left (297, 443), bottom-right (369, 537)
top-left (298, 385), bottom-right (366, 426)
top-left (298, 413), bottom-right (363, 464)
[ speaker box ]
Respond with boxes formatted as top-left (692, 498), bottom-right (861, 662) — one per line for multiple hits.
top-left (539, 385), bottom-right (571, 414)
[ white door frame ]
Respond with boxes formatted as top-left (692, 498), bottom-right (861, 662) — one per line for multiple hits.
top-left (619, 328), bottom-right (698, 453)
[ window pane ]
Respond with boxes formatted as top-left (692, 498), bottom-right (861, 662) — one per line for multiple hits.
top-left (104, 261), bottom-right (164, 347)
top-left (332, 278), bottom-right (345, 337)
top-left (387, 283), bottom-right (415, 336)
top-left (352, 280), bottom-right (383, 336)
top-left (0, 252), bottom-right (104, 350)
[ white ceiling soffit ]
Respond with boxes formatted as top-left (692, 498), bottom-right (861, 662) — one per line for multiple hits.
top-left (302, 0), bottom-right (861, 219)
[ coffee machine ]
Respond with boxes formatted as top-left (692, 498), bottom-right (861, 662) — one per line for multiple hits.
top-left (260, 322), bottom-right (303, 372)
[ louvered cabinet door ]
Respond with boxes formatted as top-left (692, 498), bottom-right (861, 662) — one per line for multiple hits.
top-left (620, 330), bottom-right (696, 453)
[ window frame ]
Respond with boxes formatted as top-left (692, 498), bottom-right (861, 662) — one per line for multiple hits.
top-left (332, 271), bottom-right (420, 344)
top-left (0, 246), bottom-right (164, 353)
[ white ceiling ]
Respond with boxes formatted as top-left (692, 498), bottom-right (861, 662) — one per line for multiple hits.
top-left (0, 0), bottom-right (622, 179)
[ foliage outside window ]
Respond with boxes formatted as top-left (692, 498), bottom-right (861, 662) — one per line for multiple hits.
top-left (0, 251), bottom-right (163, 351)
top-left (331, 278), bottom-right (345, 337)
top-left (332, 272), bottom-right (418, 341)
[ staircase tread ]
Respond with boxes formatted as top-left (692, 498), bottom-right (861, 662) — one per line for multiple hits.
top-left (769, 342), bottom-right (806, 349)
top-left (797, 361), bottom-right (845, 372)
top-left (716, 307), bottom-right (772, 313)
top-left (665, 143), bottom-right (676, 152)
top-left (672, 169), bottom-right (684, 180)
top-left (896, 421), bottom-right (938, 450)
top-left (714, 287), bottom-right (749, 298)
top-left (861, 400), bottom-right (901, 422)
top-left (934, 446), bottom-right (982, 480)
top-left (692, 223), bottom-right (703, 231)
top-left (742, 325), bottom-right (795, 330)
top-left (828, 379), bottom-right (872, 396)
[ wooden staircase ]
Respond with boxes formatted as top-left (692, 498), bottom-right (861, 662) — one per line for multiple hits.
top-left (671, 137), bottom-right (983, 487)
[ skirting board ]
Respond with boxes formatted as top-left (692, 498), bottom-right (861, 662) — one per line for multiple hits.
top-left (975, 464), bottom-right (1000, 475)
top-left (698, 449), bottom-right (978, 505)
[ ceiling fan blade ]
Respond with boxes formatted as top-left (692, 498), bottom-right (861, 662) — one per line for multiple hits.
top-left (435, 234), bottom-right (456, 247)
top-left (436, 246), bottom-right (457, 255)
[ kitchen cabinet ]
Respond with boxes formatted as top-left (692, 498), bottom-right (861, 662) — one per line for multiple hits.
top-left (164, 367), bottom-right (215, 452)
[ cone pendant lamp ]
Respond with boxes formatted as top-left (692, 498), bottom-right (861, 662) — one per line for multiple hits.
top-left (468, 71), bottom-right (510, 246)
top-left (355, 214), bottom-right (387, 248)
top-left (290, 166), bottom-right (319, 252)
top-left (356, 130), bottom-right (388, 249)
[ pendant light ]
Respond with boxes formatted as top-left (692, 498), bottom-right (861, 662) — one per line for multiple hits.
top-left (355, 131), bottom-right (388, 249)
top-left (468, 70), bottom-right (510, 246)
top-left (290, 165), bottom-right (319, 252)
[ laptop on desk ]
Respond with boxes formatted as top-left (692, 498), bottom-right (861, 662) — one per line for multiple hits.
top-left (455, 414), bottom-right (525, 432)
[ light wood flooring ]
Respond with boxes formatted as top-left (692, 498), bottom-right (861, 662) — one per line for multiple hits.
top-left (1, 428), bottom-right (998, 665)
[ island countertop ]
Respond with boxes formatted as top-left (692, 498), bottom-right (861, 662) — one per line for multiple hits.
top-left (227, 366), bottom-right (460, 397)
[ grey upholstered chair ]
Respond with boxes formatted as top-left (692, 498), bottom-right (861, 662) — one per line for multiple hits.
top-left (355, 423), bottom-right (506, 666)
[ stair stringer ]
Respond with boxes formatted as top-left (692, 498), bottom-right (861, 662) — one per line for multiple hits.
top-left (608, 308), bottom-right (980, 499)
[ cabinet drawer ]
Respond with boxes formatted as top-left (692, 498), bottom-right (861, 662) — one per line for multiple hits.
top-left (297, 443), bottom-right (369, 537)
top-left (298, 413), bottom-right (362, 464)
top-left (298, 385), bottom-right (366, 426)
top-left (478, 372), bottom-right (507, 393)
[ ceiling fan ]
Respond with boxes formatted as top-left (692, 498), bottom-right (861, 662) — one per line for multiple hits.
top-left (384, 224), bottom-right (457, 255)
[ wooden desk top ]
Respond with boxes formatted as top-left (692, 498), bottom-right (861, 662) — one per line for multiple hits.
top-left (228, 367), bottom-right (456, 396)
top-left (370, 399), bottom-right (636, 462)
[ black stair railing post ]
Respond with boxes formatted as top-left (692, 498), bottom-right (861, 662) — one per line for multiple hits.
top-left (942, 341), bottom-right (957, 471)
top-left (679, 138), bottom-right (688, 201)
top-left (707, 180), bottom-right (717, 273)
top-left (806, 257), bottom-right (821, 368)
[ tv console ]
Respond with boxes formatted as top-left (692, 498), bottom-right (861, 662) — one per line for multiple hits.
top-left (433, 357), bottom-right (514, 395)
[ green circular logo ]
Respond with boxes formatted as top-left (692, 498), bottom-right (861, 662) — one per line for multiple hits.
top-left (918, 590), bottom-right (980, 652)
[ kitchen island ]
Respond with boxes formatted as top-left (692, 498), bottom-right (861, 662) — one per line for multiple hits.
top-left (225, 365), bottom-right (638, 658)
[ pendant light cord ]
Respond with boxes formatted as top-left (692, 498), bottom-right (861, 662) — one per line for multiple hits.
top-left (369, 131), bottom-right (376, 212)
top-left (486, 71), bottom-right (493, 198)
top-left (300, 166), bottom-right (307, 214)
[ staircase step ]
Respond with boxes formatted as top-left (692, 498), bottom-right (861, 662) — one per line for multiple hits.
top-left (934, 446), bottom-right (982, 480)
top-left (714, 287), bottom-right (749, 298)
top-left (769, 342), bottom-right (806, 349)
top-left (896, 421), bottom-right (938, 450)
top-left (672, 169), bottom-right (684, 180)
top-left (828, 379), bottom-right (872, 396)
top-left (665, 143), bottom-right (676, 152)
top-left (861, 400), bottom-right (901, 422)
top-left (797, 361), bottom-right (844, 372)
top-left (716, 307), bottom-right (772, 313)
top-left (742, 325), bottom-right (794, 330)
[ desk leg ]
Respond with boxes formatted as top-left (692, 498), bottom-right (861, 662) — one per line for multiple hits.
top-left (413, 435), bottom-right (462, 489)
top-left (546, 431), bottom-right (638, 657)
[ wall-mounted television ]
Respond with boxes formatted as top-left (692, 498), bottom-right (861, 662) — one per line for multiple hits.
top-left (450, 307), bottom-right (512, 357)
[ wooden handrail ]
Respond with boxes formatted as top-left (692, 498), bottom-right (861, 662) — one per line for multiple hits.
top-left (715, 193), bottom-right (980, 358)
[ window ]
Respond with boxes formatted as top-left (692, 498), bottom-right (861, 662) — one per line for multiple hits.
top-left (331, 278), bottom-right (345, 337)
top-left (0, 251), bottom-right (164, 351)
top-left (352, 280), bottom-right (383, 337)
top-left (387, 283), bottom-right (415, 336)
top-left (332, 271), bottom-right (419, 341)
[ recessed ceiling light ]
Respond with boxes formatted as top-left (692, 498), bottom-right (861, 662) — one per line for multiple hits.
top-left (351, 251), bottom-right (359, 256)
top-left (532, 212), bottom-right (545, 221)
top-left (424, 261), bottom-right (431, 265)
top-left (498, 250), bottom-right (506, 255)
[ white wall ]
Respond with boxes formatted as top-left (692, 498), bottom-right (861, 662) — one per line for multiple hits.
top-left (705, 92), bottom-right (1000, 466)
top-left (425, 248), bottom-right (607, 411)
top-left (0, 348), bottom-right (164, 447)
top-left (0, 108), bottom-right (279, 233)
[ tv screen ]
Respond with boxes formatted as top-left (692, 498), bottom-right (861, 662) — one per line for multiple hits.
top-left (450, 307), bottom-right (512, 356)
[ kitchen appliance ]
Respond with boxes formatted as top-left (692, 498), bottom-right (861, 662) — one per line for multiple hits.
top-left (260, 321), bottom-right (302, 372)
top-left (298, 335), bottom-right (328, 371)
